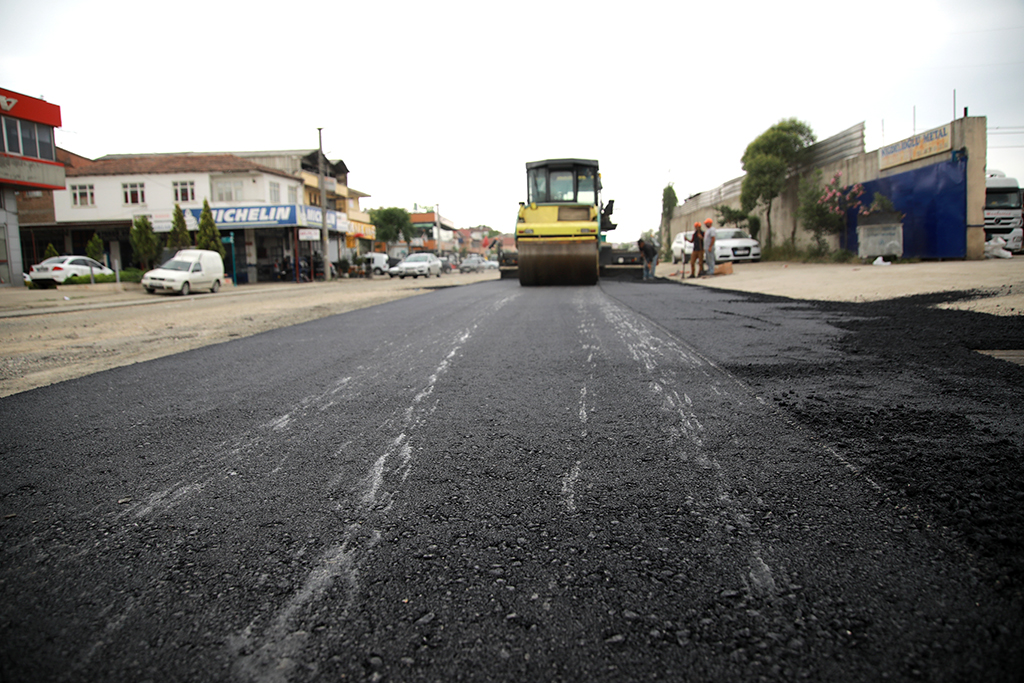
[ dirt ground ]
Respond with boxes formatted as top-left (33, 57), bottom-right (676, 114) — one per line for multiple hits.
top-left (659, 257), bottom-right (1024, 315)
top-left (1, 258), bottom-right (1021, 399)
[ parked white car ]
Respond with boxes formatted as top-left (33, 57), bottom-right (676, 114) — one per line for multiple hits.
top-left (710, 228), bottom-right (761, 263)
top-left (28, 255), bottom-right (113, 288)
top-left (671, 232), bottom-right (695, 263)
top-left (141, 249), bottom-right (225, 295)
top-left (390, 253), bottom-right (442, 278)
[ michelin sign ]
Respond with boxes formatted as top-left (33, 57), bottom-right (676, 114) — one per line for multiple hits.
top-left (187, 205), bottom-right (298, 227)
top-left (186, 205), bottom-right (347, 228)
top-left (151, 205), bottom-right (348, 231)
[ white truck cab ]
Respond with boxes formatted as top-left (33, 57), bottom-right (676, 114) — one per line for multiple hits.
top-left (984, 171), bottom-right (1023, 252)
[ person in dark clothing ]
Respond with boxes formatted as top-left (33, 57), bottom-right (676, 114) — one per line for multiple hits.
top-left (638, 239), bottom-right (658, 280)
top-left (687, 222), bottom-right (705, 278)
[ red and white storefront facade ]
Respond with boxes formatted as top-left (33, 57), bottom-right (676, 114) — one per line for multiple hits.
top-left (0, 87), bottom-right (64, 285)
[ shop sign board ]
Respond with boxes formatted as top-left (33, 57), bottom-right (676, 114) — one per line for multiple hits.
top-left (177, 204), bottom-right (296, 227)
top-left (879, 124), bottom-right (951, 170)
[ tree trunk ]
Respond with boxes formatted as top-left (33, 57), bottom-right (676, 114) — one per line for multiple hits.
top-left (765, 198), bottom-right (774, 249)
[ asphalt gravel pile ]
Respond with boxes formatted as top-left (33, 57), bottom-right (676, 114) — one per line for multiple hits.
top-left (731, 289), bottom-right (1024, 591)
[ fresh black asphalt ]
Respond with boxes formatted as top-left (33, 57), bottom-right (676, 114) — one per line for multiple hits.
top-left (1, 277), bottom-right (1021, 682)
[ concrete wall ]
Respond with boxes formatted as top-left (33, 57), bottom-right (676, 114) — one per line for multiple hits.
top-left (669, 117), bottom-right (987, 259)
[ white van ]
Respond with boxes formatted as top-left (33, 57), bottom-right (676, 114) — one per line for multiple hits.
top-left (363, 252), bottom-right (390, 275)
top-left (141, 249), bottom-right (225, 295)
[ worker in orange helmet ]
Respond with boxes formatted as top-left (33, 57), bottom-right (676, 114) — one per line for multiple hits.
top-left (686, 221), bottom-right (705, 278)
top-left (703, 218), bottom-right (717, 277)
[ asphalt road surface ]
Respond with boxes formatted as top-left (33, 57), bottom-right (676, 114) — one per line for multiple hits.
top-left (1, 277), bottom-right (1022, 682)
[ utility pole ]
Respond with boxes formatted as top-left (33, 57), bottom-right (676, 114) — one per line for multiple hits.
top-left (318, 128), bottom-right (332, 281)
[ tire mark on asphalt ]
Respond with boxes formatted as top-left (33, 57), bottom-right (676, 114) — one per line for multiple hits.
top-left (62, 597), bottom-right (136, 683)
top-left (229, 292), bottom-right (521, 682)
top-left (593, 293), bottom-right (782, 600)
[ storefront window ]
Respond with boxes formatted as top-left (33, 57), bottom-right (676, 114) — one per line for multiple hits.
top-left (3, 117), bottom-right (20, 155)
top-left (20, 120), bottom-right (38, 158)
top-left (36, 126), bottom-right (54, 160)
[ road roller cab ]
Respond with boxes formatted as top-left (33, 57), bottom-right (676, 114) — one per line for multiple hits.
top-left (515, 158), bottom-right (615, 286)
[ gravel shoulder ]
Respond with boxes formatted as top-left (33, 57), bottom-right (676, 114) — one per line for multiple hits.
top-left (656, 257), bottom-right (1024, 316)
top-left (0, 272), bottom-right (499, 398)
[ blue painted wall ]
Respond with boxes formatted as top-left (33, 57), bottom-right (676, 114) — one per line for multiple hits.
top-left (847, 158), bottom-right (967, 259)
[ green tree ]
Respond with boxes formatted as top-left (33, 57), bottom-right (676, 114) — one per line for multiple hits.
top-left (195, 199), bottom-right (226, 259)
top-left (86, 233), bottom-right (104, 263)
top-left (797, 170), bottom-right (843, 254)
top-left (661, 183), bottom-right (678, 258)
top-left (130, 215), bottom-right (160, 270)
top-left (166, 204), bottom-right (193, 250)
top-left (740, 118), bottom-right (816, 248)
top-left (715, 205), bottom-right (758, 239)
top-left (44, 242), bottom-right (59, 259)
top-left (370, 207), bottom-right (415, 250)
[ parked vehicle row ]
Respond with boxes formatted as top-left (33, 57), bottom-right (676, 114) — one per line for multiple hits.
top-left (26, 249), bottom-right (495, 291)
top-left (380, 252), bottom-right (500, 278)
top-left (458, 255), bottom-right (499, 273)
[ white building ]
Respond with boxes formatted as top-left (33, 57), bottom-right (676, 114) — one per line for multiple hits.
top-left (44, 152), bottom-right (347, 283)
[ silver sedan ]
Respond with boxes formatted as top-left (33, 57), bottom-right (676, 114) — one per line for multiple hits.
top-left (392, 253), bottom-right (442, 278)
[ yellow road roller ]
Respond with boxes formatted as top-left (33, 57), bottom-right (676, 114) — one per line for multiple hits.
top-left (515, 158), bottom-right (616, 286)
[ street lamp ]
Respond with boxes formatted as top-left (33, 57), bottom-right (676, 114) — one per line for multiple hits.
top-left (318, 127), bottom-right (331, 281)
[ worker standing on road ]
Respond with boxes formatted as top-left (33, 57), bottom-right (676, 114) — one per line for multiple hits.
top-left (687, 222), bottom-right (705, 278)
top-left (704, 218), bottom-right (717, 277)
top-left (638, 239), bottom-right (658, 281)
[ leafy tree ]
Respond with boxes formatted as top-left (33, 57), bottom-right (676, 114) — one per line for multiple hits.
top-left (715, 205), bottom-right (758, 239)
top-left (85, 233), bottom-right (104, 263)
top-left (371, 207), bottom-right (415, 250)
top-left (747, 215), bottom-right (761, 241)
top-left (166, 204), bottom-right (193, 250)
top-left (44, 242), bottom-right (59, 259)
top-left (130, 215), bottom-right (160, 270)
top-left (740, 118), bottom-right (816, 247)
top-left (797, 170), bottom-right (843, 254)
top-left (195, 199), bottom-right (226, 259)
top-left (661, 183), bottom-right (678, 257)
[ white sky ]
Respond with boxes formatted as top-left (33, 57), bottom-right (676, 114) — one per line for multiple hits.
top-left (3, 0), bottom-right (1022, 244)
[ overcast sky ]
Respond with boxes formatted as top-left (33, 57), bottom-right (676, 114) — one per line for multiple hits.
top-left (3, 0), bottom-right (1022, 244)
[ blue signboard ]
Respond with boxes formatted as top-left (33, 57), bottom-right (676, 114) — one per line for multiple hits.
top-left (184, 204), bottom-right (346, 231)
top-left (185, 205), bottom-right (296, 227)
